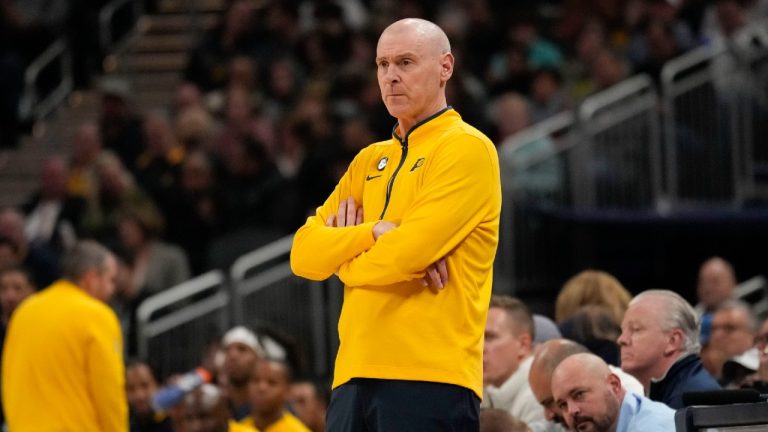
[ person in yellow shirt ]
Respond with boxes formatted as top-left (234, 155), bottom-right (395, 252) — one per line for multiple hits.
top-left (2, 240), bottom-right (128, 432)
top-left (290, 17), bottom-right (501, 431)
top-left (241, 359), bottom-right (310, 432)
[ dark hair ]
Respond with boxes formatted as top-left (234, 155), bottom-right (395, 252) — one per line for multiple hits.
top-left (0, 265), bottom-right (36, 290)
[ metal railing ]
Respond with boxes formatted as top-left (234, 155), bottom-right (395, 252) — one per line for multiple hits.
top-left (136, 270), bottom-right (228, 377)
top-left (230, 235), bottom-right (336, 376)
top-left (99, 0), bottom-right (144, 57)
top-left (18, 39), bottom-right (73, 120)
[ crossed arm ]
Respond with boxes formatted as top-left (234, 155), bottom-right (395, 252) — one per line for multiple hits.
top-left (326, 196), bottom-right (448, 290)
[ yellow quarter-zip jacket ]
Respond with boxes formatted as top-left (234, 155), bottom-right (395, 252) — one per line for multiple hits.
top-left (2, 280), bottom-right (128, 432)
top-left (291, 108), bottom-right (501, 397)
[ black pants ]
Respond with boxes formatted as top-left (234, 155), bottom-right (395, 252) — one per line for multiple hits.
top-left (326, 378), bottom-right (480, 432)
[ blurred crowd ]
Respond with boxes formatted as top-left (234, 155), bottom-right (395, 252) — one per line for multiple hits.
top-left (1, 0), bottom-right (768, 430)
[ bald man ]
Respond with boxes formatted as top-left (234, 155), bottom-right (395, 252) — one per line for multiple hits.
top-left (291, 18), bottom-right (501, 430)
top-left (528, 339), bottom-right (643, 432)
top-left (551, 354), bottom-right (674, 432)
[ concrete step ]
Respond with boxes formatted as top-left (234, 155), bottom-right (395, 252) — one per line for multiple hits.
top-left (144, 13), bottom-right (218, 34)
top-left (134, 33), bottom-right (193, 53)
top-left (119, 51), bottom-right (188, 73)
top-left (156, 0), bottom-right (227, 14)
top-left (132, 72), bottom-right (183, 91)
top-left (132, 90), bottom-right (178, 109)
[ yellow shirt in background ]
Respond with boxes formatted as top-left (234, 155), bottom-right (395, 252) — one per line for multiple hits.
top-left (240, 412), bottom-right (311, 432)
top-left (2, 280), bottom-right (128, 432)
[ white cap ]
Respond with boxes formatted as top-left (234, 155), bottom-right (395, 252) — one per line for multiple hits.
top-left (222, 326), bottom-right (265, 357)
top-left (726, 347), bottom-right (760, 372)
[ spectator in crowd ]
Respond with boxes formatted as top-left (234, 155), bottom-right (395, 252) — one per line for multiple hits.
top-left (0, 265), bottom-right (34, 336)
top-left (528, 339), bottom-right (644, 432)
top-left (241, 358), bottom-right (310, 432)
top-left (291, 17), bottom-right (501, 430)
top-left (125, 360), bottom-right (173, 432)
top-left (618, 289), bottom-right (720, 408)
top-left (482, 295), bottom-right (544, 425)
top-left (555, 269), bottom-right (632, 326)
top-left (180, 383), bottom-right (256, 432)
top-left (22, 156), bottom-right (84, 254)
top-left (529, 68), bottom-right (568, 123)
top-left (0, 206), bottom-right (59, 287)
top-left (0, 49), bottom-right (23, 149)
top-left (558, 305), bottom-right (623, 366)
top-left (221, 326), bottom-right (264, 421)
top-left (98, 78), bottom-right (144, 172)
top-left (551, 353), bottom-right (675, 432)
top-left (589, 48), bottom-right (629, 92)
top-left (2, 240), bottom-right (127, 431)
top-left (164, 150), bottom-right (221, 275)
top-left (289, 379), bottom-right (328, 432)
top-left (113, 204), bottom-right (190, 354)
top-left (480, 408), bottom-right (532, 432)
top-left (702, 300), bottom-right (758, 380)
top-left (67, 122), bottom-right (103, 201)
top-left (80, 151), bottom-right (156, 248)
top-left (0, 265), bottom-right (35, 425)
top-left (184, 0), bottom-right (260, 92)
top-left (695, 256), bottom-right (737, 344)
top-left (135, 110), bottom-right (186, 213)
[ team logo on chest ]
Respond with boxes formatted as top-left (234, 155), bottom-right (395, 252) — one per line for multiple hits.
top-left (377, 157), bottom-right (388, 171)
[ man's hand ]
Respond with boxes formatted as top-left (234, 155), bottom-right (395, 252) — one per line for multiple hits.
top-left (373, 221), bottom-right (397, 239)
top-left (420, 257), bottom-right (448, 291)
top-left (326, 197), bottom-right (363, 227)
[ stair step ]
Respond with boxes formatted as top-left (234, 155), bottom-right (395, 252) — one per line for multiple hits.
top-left (144, 13), bottom-right (218, 34)
top-left (132, 91), bottom-right (179, 109)
top-left (120, 52), bottom-right (188, 73)
top-left (132, 72), bottom-right (183, 91)
top-left (134, 33), bottom-right (193, 53)
top-left (157, 0), bottom-right (227, 13)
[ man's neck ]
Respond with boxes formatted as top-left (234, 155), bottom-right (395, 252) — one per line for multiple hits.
top-left (252, 410), bottom-right (284, 430)
top-left (228, 382), bottom-right (250, 408)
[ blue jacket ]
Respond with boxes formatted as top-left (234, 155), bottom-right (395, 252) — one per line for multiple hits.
top-left (649, 354), bottom-right (720, 409)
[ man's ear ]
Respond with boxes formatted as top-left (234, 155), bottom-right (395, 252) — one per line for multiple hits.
top-left (665, 328), bottom-right (685, 356)
top-left (440, 52), bottom-right (454, 83)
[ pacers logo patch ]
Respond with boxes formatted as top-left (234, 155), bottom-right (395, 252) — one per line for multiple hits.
top-left (411, 158), bottom-right (425, 172)
top-left (377, 157), bottom-right (388, 171)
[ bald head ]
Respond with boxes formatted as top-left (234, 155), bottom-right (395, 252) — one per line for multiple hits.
top-left (380, 18), bottom-right (451, 56)
top-left (552, 353), bottom-right (624, 432)
top-left (529, 339), bottom-right (589, 424)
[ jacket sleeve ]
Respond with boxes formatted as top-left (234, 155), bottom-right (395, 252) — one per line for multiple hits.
top-left (88, 308), bottom-right (129, 432)
top-left (337, 135), bottom-right (500, 287)
top-left (290, 152), bottom-right (377, 281)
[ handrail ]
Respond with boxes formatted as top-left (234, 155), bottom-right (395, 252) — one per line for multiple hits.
top-left (99, 0), bottom-right (143, 56)
top-left (661, 44), bottom-right (724, 90)
top-left (230, 235), bottom-right (294, 282)
top-left (136, 270), bottom-right (225, 325)
top-left (579, 74), bottom-right (654, 121)
top-left (18, 39), bottom-right (72, 120)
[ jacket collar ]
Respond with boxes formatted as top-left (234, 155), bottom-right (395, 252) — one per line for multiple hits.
top-left (392, 107), bottom-right (458, 145)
